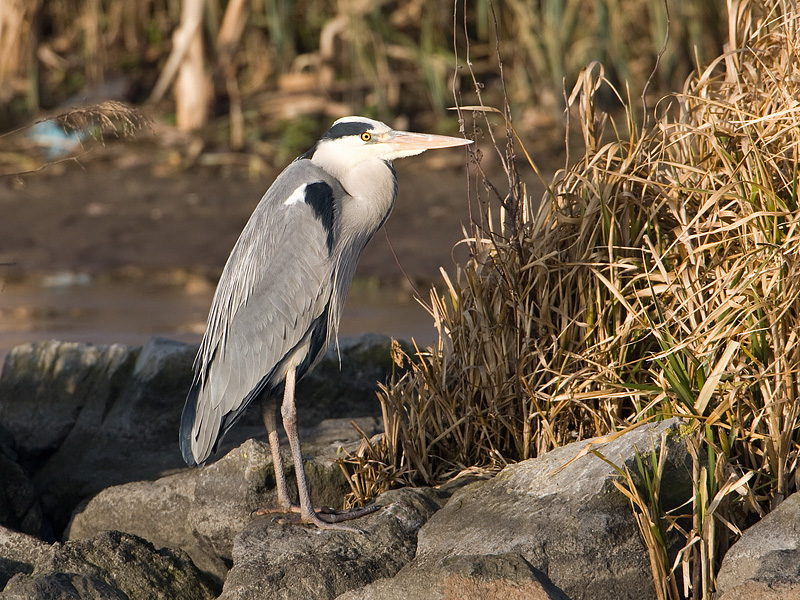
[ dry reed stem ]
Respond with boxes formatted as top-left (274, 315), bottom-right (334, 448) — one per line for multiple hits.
top-left (340, 11), bottom-right (800, 588)
top-left (0, 0), bottom-right (36, 105)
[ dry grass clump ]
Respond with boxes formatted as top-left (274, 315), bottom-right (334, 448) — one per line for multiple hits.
top-left (49, 101), bottom-right (152, 139)
top-left (341, 2), bottom-right (800, 594)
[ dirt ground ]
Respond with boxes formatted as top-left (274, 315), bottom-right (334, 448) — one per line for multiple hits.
top-left (1, 143), bottom-right (504, 285)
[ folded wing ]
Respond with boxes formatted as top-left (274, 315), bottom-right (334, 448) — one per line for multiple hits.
top-left (179, 160), bottom-right (345, 465)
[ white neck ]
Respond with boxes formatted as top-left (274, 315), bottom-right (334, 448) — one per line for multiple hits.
top-left (309, 144), bottom-right (398, 349)
top-left (310, 143), bottom-right (397, 241)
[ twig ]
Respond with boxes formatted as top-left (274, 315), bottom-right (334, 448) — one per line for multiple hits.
top-left (641, 0), bottom-right (671, 129)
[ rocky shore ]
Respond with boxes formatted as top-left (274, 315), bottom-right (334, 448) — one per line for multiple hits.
top-left (0, 336), bottom-right (797, 599)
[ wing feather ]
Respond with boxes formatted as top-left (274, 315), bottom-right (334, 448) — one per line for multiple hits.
top-left (179, 160), bottom-right (345, 465)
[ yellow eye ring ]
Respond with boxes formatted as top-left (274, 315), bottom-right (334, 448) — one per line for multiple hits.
top-left (360, 132), bottom-right (372, 142)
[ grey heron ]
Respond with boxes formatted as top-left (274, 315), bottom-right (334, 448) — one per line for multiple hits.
top-left (179, 116), bottom-right (472, 530)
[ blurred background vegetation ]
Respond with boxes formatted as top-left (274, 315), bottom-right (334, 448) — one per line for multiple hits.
top-left (0, 0), bottom-right (727, 157)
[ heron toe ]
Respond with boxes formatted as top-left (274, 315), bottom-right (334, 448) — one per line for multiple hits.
top-left (252, 503), bottom-right (380, 532)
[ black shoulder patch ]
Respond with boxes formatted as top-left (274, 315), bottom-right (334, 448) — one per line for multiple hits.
top-left (304, 181), bottom-right (335, 253)
top-left (322, 121), bottom-right (372, 140)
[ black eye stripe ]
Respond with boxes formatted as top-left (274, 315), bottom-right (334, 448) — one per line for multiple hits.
top-left (322, 121), bottom-right (372, 140)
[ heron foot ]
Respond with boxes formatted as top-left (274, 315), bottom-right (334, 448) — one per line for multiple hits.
top-left (251, 503), bottom-right (381, 532)
top-left (250, 504), bottom-right (302, 517)
top-left (314, 504), bottom-right (381, 523)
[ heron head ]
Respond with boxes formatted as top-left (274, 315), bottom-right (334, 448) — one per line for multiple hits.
top-left (307, 116), bottom-right (472, 174)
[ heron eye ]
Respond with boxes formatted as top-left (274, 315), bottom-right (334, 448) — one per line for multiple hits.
top-left (360, 132), bottom-right (372, 142)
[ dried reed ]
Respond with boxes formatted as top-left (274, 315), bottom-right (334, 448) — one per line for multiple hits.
top-left (340, 3), bottom-right (800, 597)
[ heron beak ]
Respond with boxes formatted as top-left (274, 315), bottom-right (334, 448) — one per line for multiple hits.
top-left (383, 130), bottom-right (473, 158)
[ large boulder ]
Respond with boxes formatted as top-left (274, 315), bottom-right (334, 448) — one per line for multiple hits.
top-left (715, 491), bottom-right (800, 599)
top-left (218, 486), bottom-right (446, 600)
top-left (0, 526), bottom-right (218, 599)
top-left (0, 341), bottom-right (139, 469)
top-left (0, 338), bottom-right (187, 534)
top-left (65, 470), bottom-right (204, 573)
top-left (412, 418), bottom-right (691, 600)
top-left (336, 553), bottom-right (572, 600)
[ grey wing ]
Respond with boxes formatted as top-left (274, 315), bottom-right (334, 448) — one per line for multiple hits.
top-left (180, 161), bottom-right (343, 466)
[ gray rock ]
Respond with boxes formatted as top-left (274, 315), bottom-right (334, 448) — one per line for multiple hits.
top-left (414, 418), bottom-right (691, 600)
top-left (32, 338), bottom-right (195, 531)
top-left (3, 571), bottom-right (127, 599)
top-left (66, 437), bottom-right (362, 583)
top-left (0, 338), bottom-right (186, 534)
top-left (0, 341), bottom-right (138, 467)
top-left (336, 553), bottom-right (572, 600)
top-left (714, 581), bottom-right (800, 600)
top-left (716, 492), bottom-right (800, 599)
top-left (0, 425), bottom-right (43, 537)
top-left (0, 527), bottom-right (218, 599)
top-left (66, 470), bottom-right (205, 573)
top-left (218, 486), bottom-right (446, 600)
top-left (0, 424), bottom-right (19, 463)
top-left (0, 526), bottom-right (51, 589)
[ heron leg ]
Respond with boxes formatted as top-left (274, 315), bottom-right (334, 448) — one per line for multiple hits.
top-left (261, 397), bottom-right (293, 510)
top-left (280, 365), bottom-right (365, 532)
